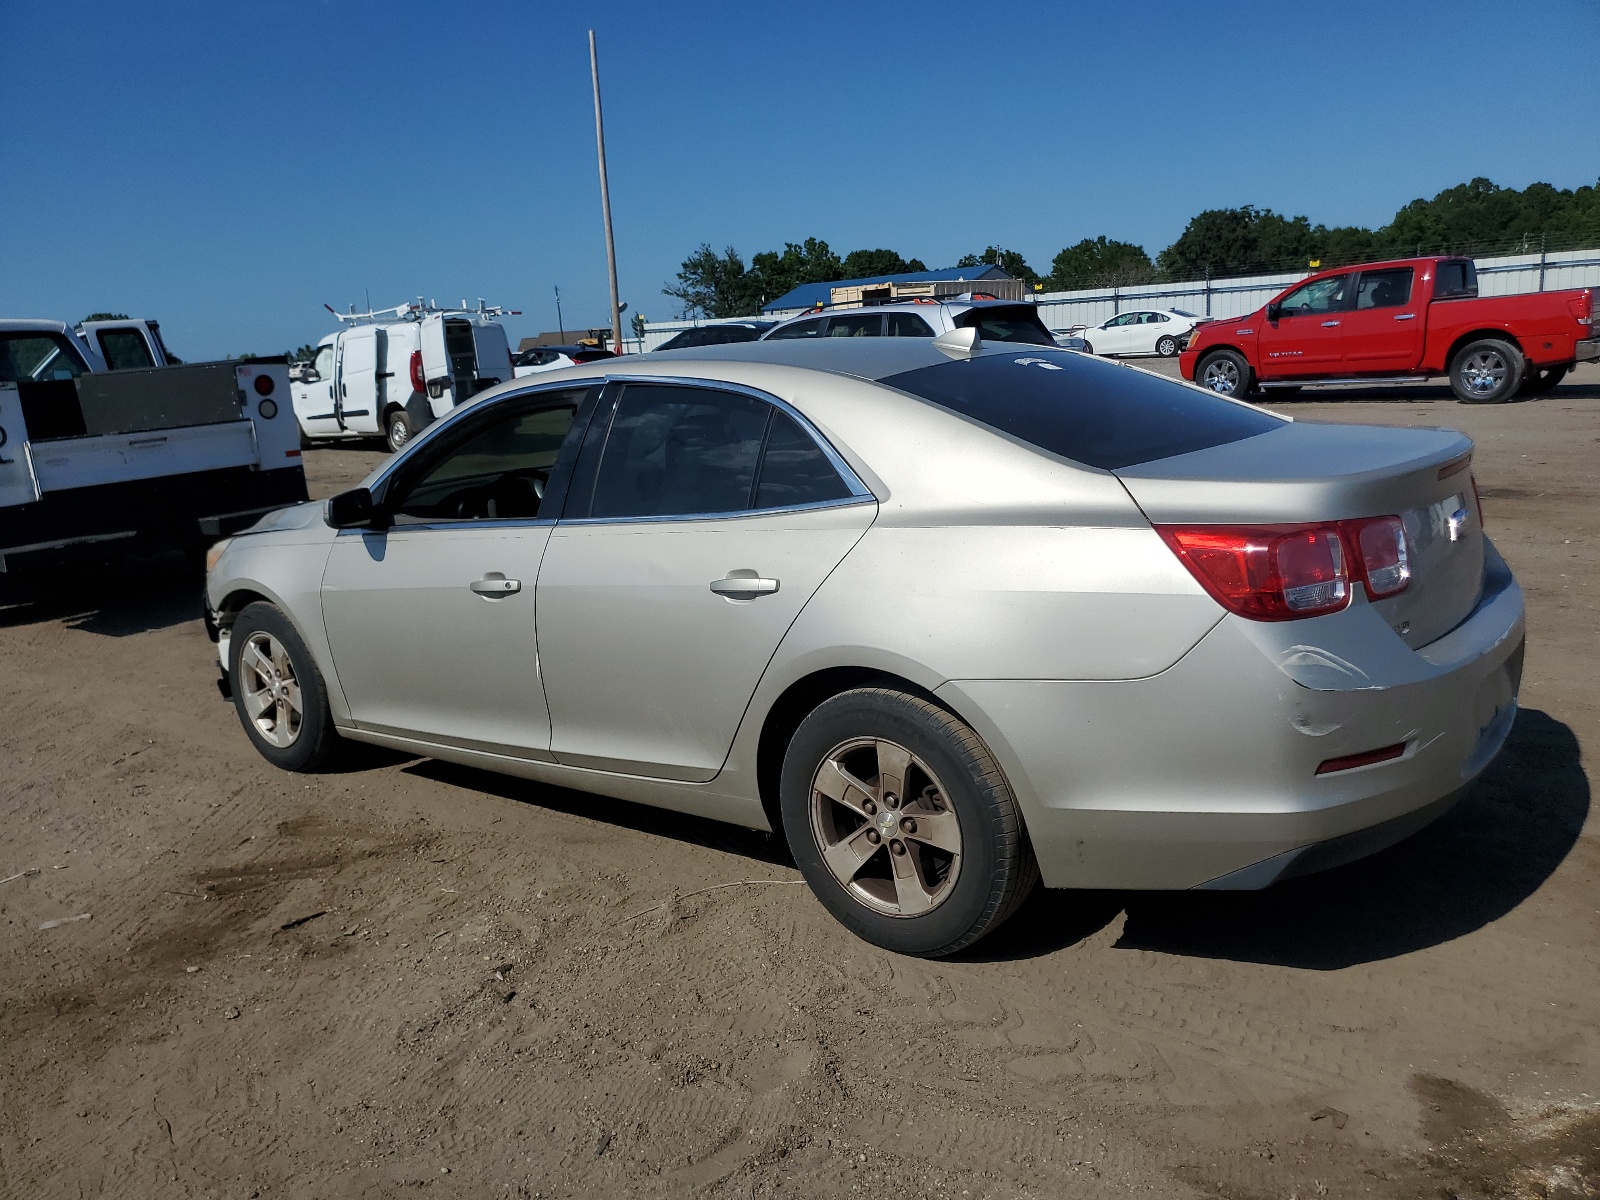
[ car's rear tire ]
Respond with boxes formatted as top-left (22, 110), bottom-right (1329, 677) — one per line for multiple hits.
top-left (1155, 334), bottom-right (1179, 357)
top-left (1450, 338), bottom-right (1524, 403)
top-left (228, 602), bottom-right (344, 772)
top-left (1518, 364), bottom-right (1568, 396)
top-left (780, 687), bottom-right (1038, 958)
top-left (385, 408), bottom-right (413, 452)
top-left (1197, 348), bottom-right (1253, 397)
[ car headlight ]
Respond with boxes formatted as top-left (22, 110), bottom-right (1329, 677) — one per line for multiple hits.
top-left (204, 537), bottom-right (234, 576)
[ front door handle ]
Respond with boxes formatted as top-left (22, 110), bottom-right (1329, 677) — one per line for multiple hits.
top-left (1394, 312), bottom-right (1417, 320)
top-left (470, 576), bottom-right (521, 597)
top-left (710, 573), bottom-right (780, 599)
top-left (1321, 320), bottom-right (1341, 327)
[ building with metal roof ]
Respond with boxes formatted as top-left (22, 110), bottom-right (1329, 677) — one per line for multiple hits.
top-left (761, 264), bottom-right (1013, 315)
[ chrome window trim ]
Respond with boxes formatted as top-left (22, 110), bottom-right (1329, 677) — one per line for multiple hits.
top-left (556, 495), bottom-right (876, 529)
top-left (336, 517), bottom-right (559, 536)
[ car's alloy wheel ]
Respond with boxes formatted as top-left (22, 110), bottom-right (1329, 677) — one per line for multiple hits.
top-left (1156, 334), bottom-right (1179, 357)
top-left (1450, 337), bottom-right (1523, 403)
top-left (1201, 355), bottom-right (1242, 394)
top-left (1459, 349), bottom-right (1510, 397)
top-left (238, 630), bottom-right (302, 748)
top-left (808, 736), bottom-right (963, 917)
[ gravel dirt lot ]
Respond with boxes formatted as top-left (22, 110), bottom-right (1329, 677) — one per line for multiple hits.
top-left (3, 363), bottom-right (1597, 1199)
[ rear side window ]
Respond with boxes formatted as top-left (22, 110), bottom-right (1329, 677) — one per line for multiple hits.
top-left (0, 332), bottom-right (89, 382)
top-left (1434, 260), bottom-right (1478, 299)
top-left (824, 313), bottom-right (882, 338)
top-left (1355, 268), bottom-right (1414, 310)
top-left (755, 411), bottom-right (853, 508)
top-left (886, 312), bottom-right (935, 337)
top-left (881, 351), bottom-right (1282, 471)
top-left (954, 305), bottom-right (1055, 346)
top-left (766, 317), bottom-right (826, 341)
top-left (97, 329), bottom-right (156, 370)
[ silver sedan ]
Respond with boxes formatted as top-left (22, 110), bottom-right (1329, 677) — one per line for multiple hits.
top-left (204, 333), bottom-right (1525, 956)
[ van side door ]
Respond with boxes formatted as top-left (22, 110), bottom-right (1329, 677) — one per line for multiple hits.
top-left (471, 322), bottom-right (512, 387)
top-left (338, 327), bottom-right (382, 433)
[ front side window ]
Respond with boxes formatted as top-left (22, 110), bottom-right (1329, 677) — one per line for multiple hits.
top-left (1104, 313), bottom-right (1135, 328)
top-left (766, 317), bottom-right (826, 341)
top-left (824, 313), bottom-right (882, 337)
top-left (97, 329), bottom-right (156, 370)
top-left (1355, 268), bottom-right (1414, 310)
top-left (1277, 275), bottom-right (1352, 316)
top-left (886, 312), bottom-right (935, 337)
top-left (0, 332), bottom-right (90, 382)
top-left (882, 350), bottom-right (1282, 471)
top-left (313, 345), bottom-right (334, 379)
top-left (391, 398), bottom-right (579, 522)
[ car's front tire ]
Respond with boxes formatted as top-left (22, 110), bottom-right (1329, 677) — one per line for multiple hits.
top-left (780, 687), bottom-right (1038, 957)
top-left (1197, 348), bottom-right (1253, 396)
top-left (228, 601), bottom-right (345, 772)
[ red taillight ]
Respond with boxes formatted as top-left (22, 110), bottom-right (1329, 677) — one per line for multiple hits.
top-left (1567, 290), bottom-right (1593, 326)
top-left (253, 373), bottom-right (275, 397)
top-left (410, 350), bottom-right (425, 393)
top-left (1158, 516), bottom-right (1412, 621)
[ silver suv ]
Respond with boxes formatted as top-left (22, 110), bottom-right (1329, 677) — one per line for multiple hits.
top-left (761, 299), bottom-right (1066, 347)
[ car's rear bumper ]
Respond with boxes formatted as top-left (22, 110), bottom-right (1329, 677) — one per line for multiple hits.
top-left (1575, 338), bottom-right (1599, 363)
top-left (938, 541), bottom-right (1525, 890)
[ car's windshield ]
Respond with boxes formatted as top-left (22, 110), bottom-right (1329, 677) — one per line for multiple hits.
top-left (0, 332), bottom-right (90, 383)
top-left (881, 349), bottom-right (1282, 470)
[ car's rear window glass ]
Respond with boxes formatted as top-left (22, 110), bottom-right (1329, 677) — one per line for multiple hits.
top-left (953, 306), bottom-right (1055, 346)
top-left (880, 351), bottom-right (1283, 470)
top-left (755, 411), bottom-right (852, 508)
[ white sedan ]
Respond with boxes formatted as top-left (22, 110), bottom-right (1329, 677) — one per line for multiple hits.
top-left (1080, 309), bottom-right (1207, 358)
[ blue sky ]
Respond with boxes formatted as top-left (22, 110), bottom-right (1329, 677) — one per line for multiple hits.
top-left (3, 0), bottom-right (1596, 358)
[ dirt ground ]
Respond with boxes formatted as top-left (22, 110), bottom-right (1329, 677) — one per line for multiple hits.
top-left (3, 363), bottom-right (1597, 1200)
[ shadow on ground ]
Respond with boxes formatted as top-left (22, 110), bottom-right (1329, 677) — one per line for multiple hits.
top-left (0, 549), bottom-right (203, 636)
top-left (975, 707), bottom-right (1586, 968)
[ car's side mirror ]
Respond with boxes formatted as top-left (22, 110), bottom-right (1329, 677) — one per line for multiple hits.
top-left (1265, 302), bottom-right (1282, 322)
top-left (302, 369), bottom-right (320, 383)
top-left (326, 487), bottom-right (385, 529)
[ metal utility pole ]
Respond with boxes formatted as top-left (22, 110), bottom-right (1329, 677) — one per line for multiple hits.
top-left (554, 285), bottom-right (565, 341)
top-left (589, 29), bottom-right (623, 353)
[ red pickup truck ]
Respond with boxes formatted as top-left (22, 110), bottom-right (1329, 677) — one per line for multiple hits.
top-left (1180, 256), bottom-right (1598, 403)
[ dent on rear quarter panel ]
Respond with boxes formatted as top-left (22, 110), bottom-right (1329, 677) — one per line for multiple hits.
top-left (776, 522), bottom-right (1222, 682)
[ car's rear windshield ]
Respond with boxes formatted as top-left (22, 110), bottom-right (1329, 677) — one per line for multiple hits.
top-left (953, 304), bottom-right (1055, 346)
top-left (880, 350), bottom-right (1283, 470)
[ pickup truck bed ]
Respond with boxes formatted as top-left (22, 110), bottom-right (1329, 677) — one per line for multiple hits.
top-left (1, 357), bottom-right (306, 572)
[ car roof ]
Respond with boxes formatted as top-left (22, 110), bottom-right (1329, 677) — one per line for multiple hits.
top-left (600, 336), bottom-right (998, 381)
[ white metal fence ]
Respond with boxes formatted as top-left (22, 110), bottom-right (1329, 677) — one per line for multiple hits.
top-left (637, 246), bottom-right (1600, 346)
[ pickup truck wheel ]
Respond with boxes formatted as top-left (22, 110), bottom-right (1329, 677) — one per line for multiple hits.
top-left (1155, 334), bottom-right (1179, 357)
top-left (228, 602), bottom-right (344, 772)
top-left (1197, 349), bottom-right (1252, 397)
top-left (385, 409), bottom-right (413, 452)
top-left (1450, 338), bottom-right (1524, 403)
top-left (780, 688), bottom-right (1038, 958)
top-left (1518, 364), bottom-right (1568, 396)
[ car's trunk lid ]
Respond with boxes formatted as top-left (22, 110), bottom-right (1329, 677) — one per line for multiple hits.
top-left (1114, 420), bottom-right (1483, 648)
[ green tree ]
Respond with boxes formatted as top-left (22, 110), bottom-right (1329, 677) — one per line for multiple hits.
top-left (840, 248), bottom-right (927, 279)
top-left (957, 246), bottom-right (1039, 284)
top-left (290, 343), bottom-right (320, 363)
top-left (663, 244), bottom-right (759, 318)
top-left (1047, 237), bottom-right (1154, 290)
top-left (1156, 206), bottom-right (1323, 278)
top-left (81, 311), bottom-right (130, 322)
top-left (746, 238), bottom-right (844, 307)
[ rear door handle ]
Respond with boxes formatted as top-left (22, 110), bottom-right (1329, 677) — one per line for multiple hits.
top-left (710, 574), bottom-right (780, 599)
top-left (1321, 320), bottom-right (1341, 327)
top-left (1394, 312), bottom-right (1417, 320)
top-left (469, 576), bottom-right (521, 597)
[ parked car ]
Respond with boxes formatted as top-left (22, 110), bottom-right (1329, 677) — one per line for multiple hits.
top-left (514, 345), bottom-right (618, 377)
top-left (292, 304), bottom-right (514, 452)
top-left (1181, 256), bottom-right (1599, 403)
top-left (654, 322), bottom-right (775, 351)
top-left (2, 318), bottom-right (304, 574)
top-left (1078, 308), bottom-right (1208, 358)
top-left (205, 335), bottom-right (1523, 957)
top-left (761, 299), bottom-right (1057, 346)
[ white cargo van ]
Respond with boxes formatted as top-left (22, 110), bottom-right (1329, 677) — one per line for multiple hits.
top-left (291, 302), bottom-right (514, 451)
